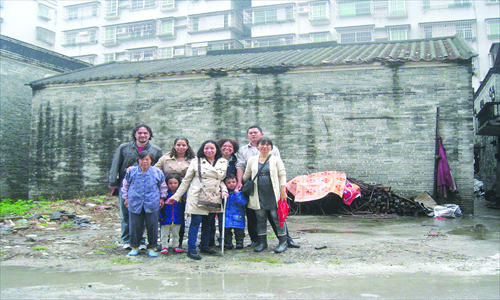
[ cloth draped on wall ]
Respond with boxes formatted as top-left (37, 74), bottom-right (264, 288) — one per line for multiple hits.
top-left (436, 136), bottom-right (458, 198)
top-left (286, 171), bottom-right (361, 205)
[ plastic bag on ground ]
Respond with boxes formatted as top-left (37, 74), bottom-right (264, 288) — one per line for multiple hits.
top-left (433, 204), bottom-right (462, 218)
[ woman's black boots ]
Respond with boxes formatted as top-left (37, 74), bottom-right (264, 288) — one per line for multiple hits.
top-left (253, 235), bottom-right (268, 252)
top-left (274, 235), bottom-right (288, 253)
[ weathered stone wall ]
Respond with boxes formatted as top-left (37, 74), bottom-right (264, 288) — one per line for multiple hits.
top-left (0, 57), bottom-right (59, 200)
top-left (28, 61), bottom-right (475, 213)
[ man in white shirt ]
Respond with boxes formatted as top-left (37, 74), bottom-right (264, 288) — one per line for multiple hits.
top-left (236, 125), bottom-right (300, 248)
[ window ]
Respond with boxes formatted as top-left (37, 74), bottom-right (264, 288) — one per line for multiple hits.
top-left (387, 25), bottom-right (408, 40)
top-left (244, 4), bottom-right (295, 25)
top-left (161, 0), bottom-right (176, 9)
top-left (127, 48), bottom-right (157, 61)
top-left (63, 29), bottom-right (98, 46)
top-left (131, 0), bottom-right (156, 10)
top-left (423, 0), bottom-right (471, 10)
top-left (338, 0), bottom-right (371, 17)
top-left (336, 26), bottom-right (373, 43)
top-left (419, 20), bottom-right (476, 41)
top-left (310, 32), bottom-right (331, 42)
top-left (74, 55), bottom-right (96, 65)
top-left (389, 0), bottom-right (406, 15)
top-left (310, 1), bottom-right (330, 22)
top-left (249, 35), bottom-right (295, 48)
top-left (105, 0), bottom-right (119, 17)
top-left (103, 53), bottom-right (116, 63)
top-left (189, 13), bottom-right (233, 31)
top-left (487, 19), bottom-right (500, 37)
top-left (158, 19), bottom-right (175, 37)
top-left (487, 0), bottom-right (499, 3)
top-left (65, 2), bottom-right (99, 20)
top-left (105, 21), bottom-right (156, 44)
top-left (158, 47), bottom-right (173, 59)
top-left (36, 27), bottom-right (55, 45)
top-left (38, 4), bottom-right (52, 20)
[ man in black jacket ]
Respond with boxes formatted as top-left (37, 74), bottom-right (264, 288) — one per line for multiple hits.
top-left (109, 125), bottom-right (162, 249)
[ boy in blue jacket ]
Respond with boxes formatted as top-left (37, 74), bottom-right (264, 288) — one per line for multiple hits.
top-left (223, 174), bottom-right (248, 249)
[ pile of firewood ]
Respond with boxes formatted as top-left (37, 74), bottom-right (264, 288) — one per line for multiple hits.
top-left (345, 178), bottom-right (429, 216)
top-left (288, 178), bottom-right (429, 217)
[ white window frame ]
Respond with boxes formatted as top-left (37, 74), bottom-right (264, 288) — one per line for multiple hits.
top-left (63, 29), bottom-right (98, 46)
top-left (336, 26), bottom-right (374, 43)
top-left (105, 0), bottom-right (119, 17)
top-left (309, 1), bottom-right (330, 22)
top-left (66, 2), bottom-right (99, 20)
top-left (38, 4), bottom-right (52, 20)
top-left (310, 32), bottom-right (331, 42)
top-left (161, 0), bottom-right (176, 9)
top-left (36, 27), bottom-right (55, 45)
top-left (131, 0), bottom-right (156, 10)
top-left (486, 19), bottom-right (500, 37)
top-left (158, 18), bottom-right (175, 36)
top-left (245, 4), bottom-right (295, 25)
top-left (127, 48), bottom-right (157, 61)
top-left (103, 53), bottom-right (117, 63)
top-left (189, 13), bottom-right (231, 32)
top-left (387, 25), bottom-right (408, 41)
top-left (419, 20), bottom-right (476, 41)
top-left (158, 47), bottom-right (174, 59)
top-left (337, 0), bottom-right (371, 18)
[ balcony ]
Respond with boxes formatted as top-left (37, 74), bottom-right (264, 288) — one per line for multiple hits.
top-left (476, 102), bottom-right (500, 136)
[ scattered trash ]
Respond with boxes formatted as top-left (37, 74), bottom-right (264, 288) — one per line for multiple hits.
top-left (26, 234), bottom-right (37, 242)
top-left (427, 229), bottom-right (441, 236)
top-left (49, 210), bottom-right (76, 221)
top-left (315, 245), bottom-right (327, 250)
top-left (433, 204), bottom-right (462, 218)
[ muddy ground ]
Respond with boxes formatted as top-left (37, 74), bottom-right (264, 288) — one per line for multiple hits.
top-left (1, 197), bottom-right (499, 299)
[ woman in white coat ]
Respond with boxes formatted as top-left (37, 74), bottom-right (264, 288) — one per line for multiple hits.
top-left (243, 137), bottom-right (288, 253)
top-left (167, 140), bottom-right (228, 260)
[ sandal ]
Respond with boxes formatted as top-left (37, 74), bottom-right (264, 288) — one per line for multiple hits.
top-left (161, 247), bottom-right (169, 254)
top-left (172, 247), bottom-right (183, 253)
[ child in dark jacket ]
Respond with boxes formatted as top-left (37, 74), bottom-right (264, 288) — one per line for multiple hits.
top-left (159, 173), bottom-right (185, 254)
top-left (223, 174), bottom-right (248, 249)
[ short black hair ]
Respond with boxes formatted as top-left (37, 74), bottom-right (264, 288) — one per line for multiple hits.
top-left (257, 137), bottom-right (273, 149)
top-left (136, 151), bottom-right (151, 163)
top-left (165, 173), bottom-right (182, 185)
top-left (131, 124), bottom-right (153, 140)
top-left (224, 173), bottom-right (237, 181)
top-left (247, 125), bottom-right (262, 133)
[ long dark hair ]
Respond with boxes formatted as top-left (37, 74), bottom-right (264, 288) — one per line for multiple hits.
top-left (196, 140), bottom-right (222, 161)
top-left (169, 137), bottom-right (195, 160)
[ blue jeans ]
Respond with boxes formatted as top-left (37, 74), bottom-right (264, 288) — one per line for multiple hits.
top-left (129, 208), bottom-right (159, 249)
top-left (118, 189), bottom-right (130, 244)
top-left (188, 214), bottom-right (214, 253)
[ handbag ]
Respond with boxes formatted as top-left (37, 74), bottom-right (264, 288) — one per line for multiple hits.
top-left (241, 155), bottom-right (271, 198)
top-left (196, 158), bottom-right (222, 213)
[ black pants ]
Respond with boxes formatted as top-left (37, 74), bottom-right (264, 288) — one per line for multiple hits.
top-left (224, 227), bottom-right (245, 245)
top-left (247, 207), bottom-right (293, 242)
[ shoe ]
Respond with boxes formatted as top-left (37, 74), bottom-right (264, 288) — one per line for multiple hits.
top-left (236, 242), bottom-right (244, 249)
top-left (161, 248), bottom-right (169, 254)
top-left (173, 247), bottom-right (183, 253)
top-left (254, 235), bottom-right (268, 252)
top-left (247, 241), bottom-right (259, 248)
top-left (139, 245), bottom-right (147, 251)
top-left (122, 243), bottom-right (132, 250)
top-left (200, 247), bottom-right (218, 255)
top-left (275, 236), bottom-right (288, 253)
top-left (127, 249), bottom-right (140, 256)
top-left (224, 243), bottom-right (234, 250)
top-left (287, 239), bottom-right (300, 248)
top-left (187, 251), bottom-right (201, 260)
top-left (148, 250), bottom-right (158, 257)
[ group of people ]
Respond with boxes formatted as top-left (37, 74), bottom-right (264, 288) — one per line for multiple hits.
top-left (108, 125), bottom-right (299, 260)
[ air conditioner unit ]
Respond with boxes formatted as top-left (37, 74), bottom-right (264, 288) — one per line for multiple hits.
top-left (174, 48), bottom-right (184, 56)
top-left (298, 6), bottom-right (309, 14)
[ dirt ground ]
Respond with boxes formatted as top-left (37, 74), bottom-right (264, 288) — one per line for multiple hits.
top-left (1, 197), bottom-right (499, 299)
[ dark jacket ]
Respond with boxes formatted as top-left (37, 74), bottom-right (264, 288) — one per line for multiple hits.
top-left (159, 191), bottom-right (185, 226)
top-left (224, 191), bottom-right (248, 229)
top-left (109, 141), bottom-right (162, 187)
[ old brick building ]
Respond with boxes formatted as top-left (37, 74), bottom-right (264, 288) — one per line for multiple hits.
top-left (0, 35), bottom-right (91, 200)
top-left (27, 35), bottom-right (477, 213)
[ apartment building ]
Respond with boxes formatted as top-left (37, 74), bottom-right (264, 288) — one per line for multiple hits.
top-left (244, 0), bottom-right (499, 89)
top-left (0, 0), bottom-right (498, 89)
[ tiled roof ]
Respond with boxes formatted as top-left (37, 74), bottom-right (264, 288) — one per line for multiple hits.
top-left (29, 35), bottom-right (476, 89)
top-left (0, 35), bottom-right (92, 73)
